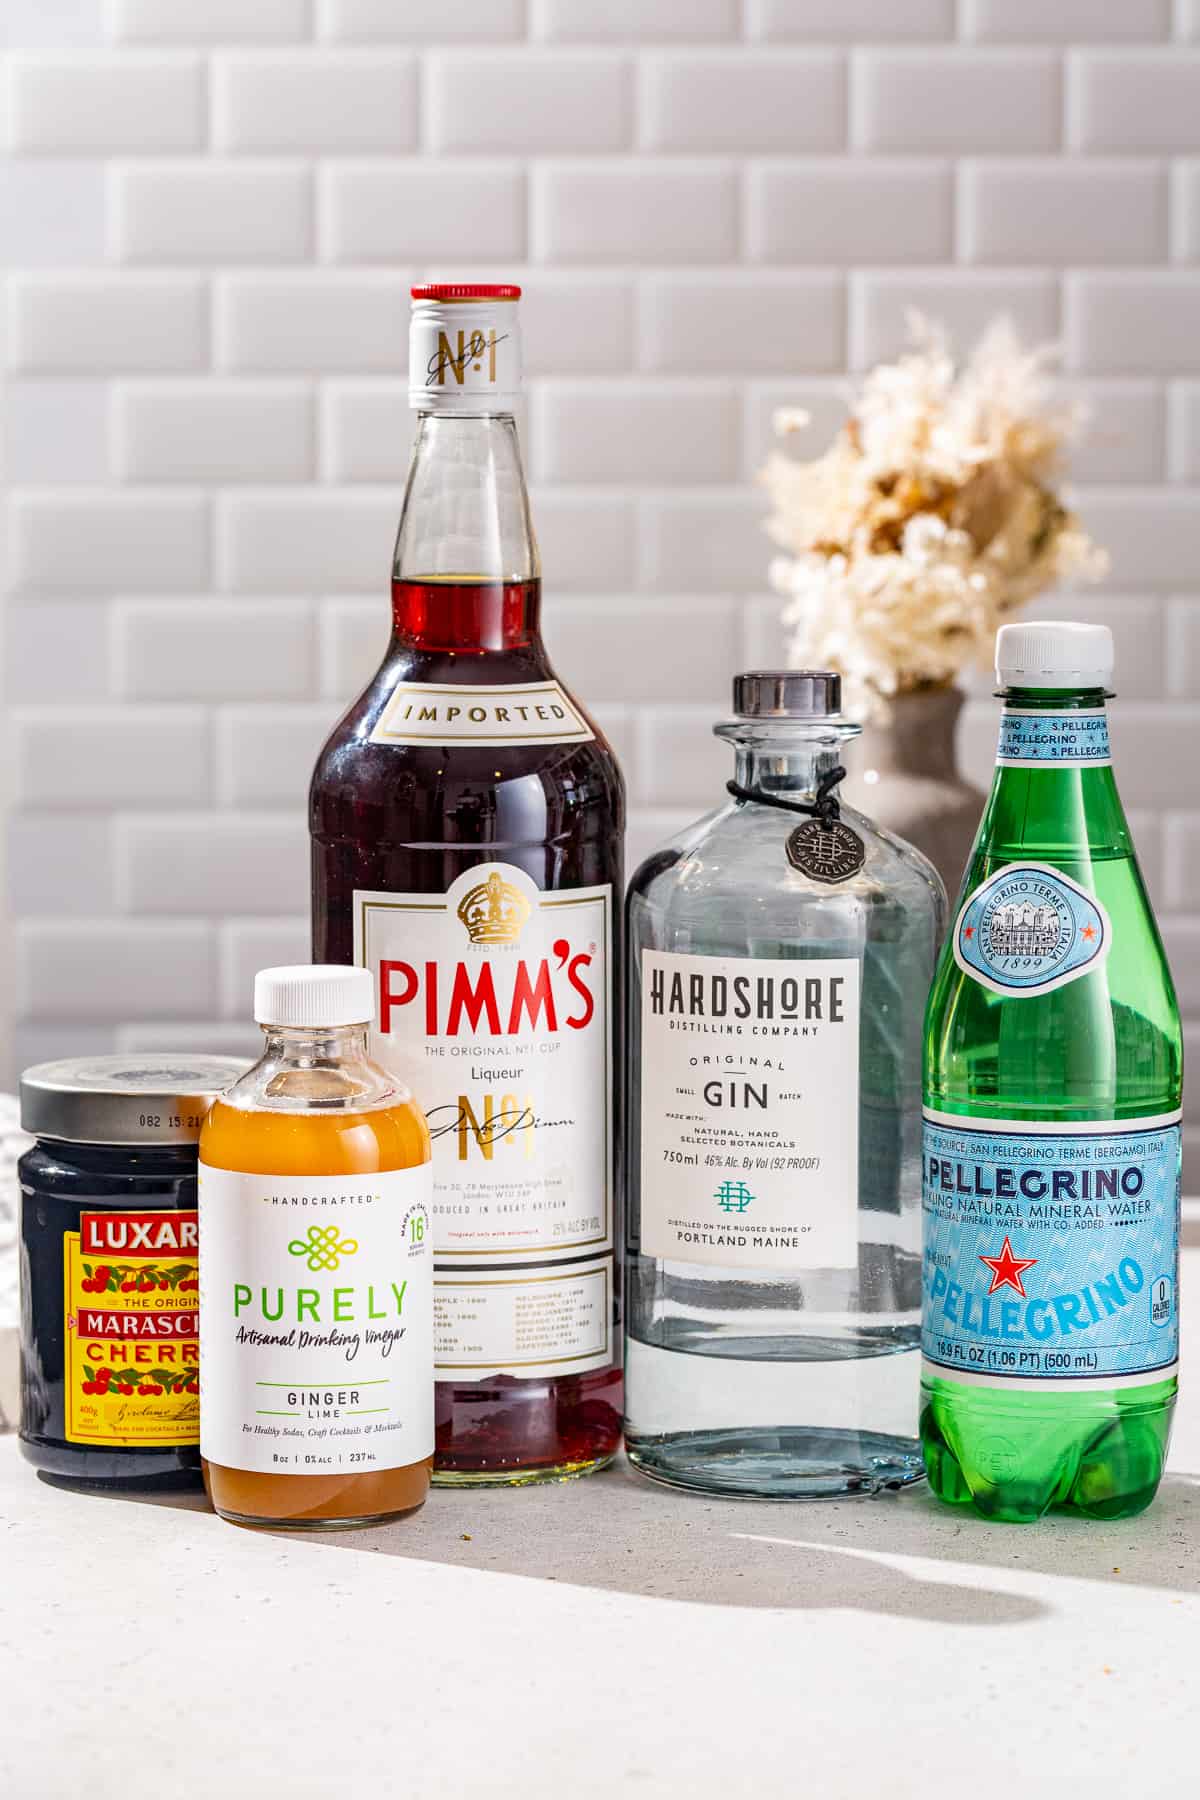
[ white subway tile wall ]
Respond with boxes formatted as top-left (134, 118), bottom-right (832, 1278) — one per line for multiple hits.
top-left (2, 3), bottom-right (1198, 1181)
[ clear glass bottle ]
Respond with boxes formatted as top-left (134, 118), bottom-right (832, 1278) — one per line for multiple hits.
top-left (922, 623), bottom-right (1182, 1523)
top-left (199, 966), bottom-right (433, 1529)
top-left (625, 672), bottom-right (946, 1498)
top-left (310, 284), bottom-right (623, 1487)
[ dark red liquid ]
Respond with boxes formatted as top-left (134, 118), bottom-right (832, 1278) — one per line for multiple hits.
top-left (310, 577), bottom-right (624, 1481)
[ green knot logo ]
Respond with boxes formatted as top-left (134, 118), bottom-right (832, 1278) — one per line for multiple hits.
top-left (287, 1224), bottom-right (360, 1272)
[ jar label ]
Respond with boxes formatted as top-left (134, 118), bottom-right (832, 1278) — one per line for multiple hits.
top-left (922, 1110), bottom-right (1181, 1390)
top-left (368, 680), bottom-right (594, 749)
top-left (63, 1210), bottom-right (200, 1446)
top-left (953, 861), bottom-right (1111, 997)
top-left (198, 1165), bottom-right (433, 1475)
top-left (997, 709), bottom-right (1111, 767)
top-left (355, 865), bottom-right (613, 1380)
top-left (637, 950), bottom-right (861, 1271)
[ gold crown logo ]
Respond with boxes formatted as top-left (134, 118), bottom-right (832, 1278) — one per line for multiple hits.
top-left (457, 871), bottom-right (531, 945)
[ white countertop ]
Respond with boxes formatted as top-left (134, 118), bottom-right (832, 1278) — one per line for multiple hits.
top-left (3, 1253), bottom-right (1198, 1800)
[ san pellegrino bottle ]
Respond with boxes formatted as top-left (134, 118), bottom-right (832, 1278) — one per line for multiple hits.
top-left (922, 623), bottom-right (1182, 1522)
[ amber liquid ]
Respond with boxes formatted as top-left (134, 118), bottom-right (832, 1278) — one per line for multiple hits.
top-left (200, 1098), bottom-right (433, 1526)
top-left (310, 577), bottom-right (624, 1483)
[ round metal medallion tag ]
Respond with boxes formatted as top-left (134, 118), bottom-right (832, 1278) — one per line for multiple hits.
top-left (786, 818), bottom-right (865, 884)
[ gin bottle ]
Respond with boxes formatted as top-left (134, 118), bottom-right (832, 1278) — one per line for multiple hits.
top-left (922, 623), bottom-right (1182, 1522)
top-left (624, 672), bottom-right (945, 1498)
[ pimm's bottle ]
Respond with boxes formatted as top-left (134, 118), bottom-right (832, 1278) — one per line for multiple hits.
top-left (310, 283), bottom-right (624, 1486)
top-left (922, 623), bottom-right (1182, 1522)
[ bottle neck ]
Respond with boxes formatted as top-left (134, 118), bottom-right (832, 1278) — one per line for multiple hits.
top-left (391, 412), bottom-right (541, 655)
top-left (231, 1022), bottom-right (400, 1114)
top-left (260, 1024), bottom-right (370, 1066)
top-left (717, 721), bottom-right (856, 798)
top-left (982, 686), bottom-right (1129, 859)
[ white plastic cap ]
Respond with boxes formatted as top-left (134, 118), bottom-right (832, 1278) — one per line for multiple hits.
top-left (253, 965), bottom-right (374, 1029)
top-left (995, 621), bottom-right (1114, 689)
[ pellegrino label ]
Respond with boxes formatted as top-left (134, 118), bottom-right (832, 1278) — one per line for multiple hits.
top-left (954, 862), bottom-right (1111, 998)
top-left (997, 709), bottom-right (1111, 767)
top-left (198, 1167), bottom-right (433, 1475)
top-left (638, 950), bottom-right (861, 1271)
top-left (369, 680), bottom-right (594, 750)
top-left (63, 1210), bottom-right (199, 1447)
top-left (355, 862), bottom-right (614, 1380)
top-left (922, 1110), bottom-right (1180, 1391)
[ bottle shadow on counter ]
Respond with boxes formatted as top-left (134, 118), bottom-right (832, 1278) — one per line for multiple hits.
top-left (254, 1458), bottom-right (1060, 1624)
top-left (272, 1458), bottom-right (1199, 1615)
top-left (44, 1455), bottom-right (1198, 1620)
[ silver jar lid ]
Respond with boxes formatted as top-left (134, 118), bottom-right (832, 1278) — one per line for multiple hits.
top-left (733, 670), bottom-right (842, 718)
top-left (20, 1054), bottom-right (246, 1147)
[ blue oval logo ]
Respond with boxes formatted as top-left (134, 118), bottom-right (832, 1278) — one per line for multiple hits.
top-left (953, 862), bottom-right (1111, 997)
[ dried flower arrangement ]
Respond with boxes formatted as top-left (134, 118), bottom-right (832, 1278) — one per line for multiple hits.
top-left (760, 316), bottom-right (1108, 717)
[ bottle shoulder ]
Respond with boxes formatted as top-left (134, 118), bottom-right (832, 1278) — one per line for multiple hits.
top-left (310, 643), bottom-right (625, 830)
top-left (924, 868), bottom-right (1183, 1120)
top-left (200, 1093), bottom-right (431, 1177)
top-left (630, 799), bottom-right (946, 927)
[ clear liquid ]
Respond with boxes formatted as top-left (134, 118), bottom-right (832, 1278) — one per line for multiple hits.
top-left (625, 728), bottom-right (944, 1499)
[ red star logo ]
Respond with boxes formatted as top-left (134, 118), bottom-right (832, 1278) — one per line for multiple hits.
top-left (963, 925), bottom-right (974, 938)
top-left (1081, 925), bottom-right (1096, 941)
top-left (978, 1236), bottom-right (1038, 1298)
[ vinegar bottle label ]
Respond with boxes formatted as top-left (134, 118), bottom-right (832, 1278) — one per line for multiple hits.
top-left (198, 1166), bottom-right (433, 1474)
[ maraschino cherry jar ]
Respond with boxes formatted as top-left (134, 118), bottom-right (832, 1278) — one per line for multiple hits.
top-left (18, 1054), bottom-right (245, 1493)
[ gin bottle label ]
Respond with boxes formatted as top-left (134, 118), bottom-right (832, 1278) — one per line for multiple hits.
top-left (354, 862), bottom-right (614, 1380)
top-left (638, 949), bottom-right (860, 1271)
top-left (922, 1110), bottom-right (1180, 1391)
top-left (953, 861), bottom-right (1111, 997)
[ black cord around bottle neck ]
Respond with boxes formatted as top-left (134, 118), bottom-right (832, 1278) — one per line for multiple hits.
top-left (726, 763), bottom-right (847, 831)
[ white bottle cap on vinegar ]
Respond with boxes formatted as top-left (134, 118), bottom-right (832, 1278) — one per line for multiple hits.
top-left (995, 621), bottom-right (1114, 689)
top-left (408, 281), bottom-right (522, 414)
top-left (253, 965), bottom-right (374, 1029)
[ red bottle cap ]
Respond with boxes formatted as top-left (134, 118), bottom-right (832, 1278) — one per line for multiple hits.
top-left (411, 283), bottom-right (522, 301)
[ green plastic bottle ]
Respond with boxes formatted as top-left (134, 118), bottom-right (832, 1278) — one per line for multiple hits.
top-left (921, 622), bottom-right (1182, 1523)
